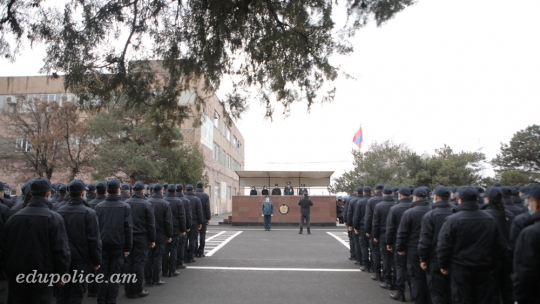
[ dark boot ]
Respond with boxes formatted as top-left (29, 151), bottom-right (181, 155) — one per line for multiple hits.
top-left (380, 278), bottom-right (395, 290)
top-left (359, 266), bottom-right (371, 273)
top-left (389, 290), bottom-right (406, 302)
top-left (371, 273), bottom-right (381, 281)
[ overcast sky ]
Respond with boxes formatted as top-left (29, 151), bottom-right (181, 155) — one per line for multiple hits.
top-left (2, 0), bottom-right (539, 182)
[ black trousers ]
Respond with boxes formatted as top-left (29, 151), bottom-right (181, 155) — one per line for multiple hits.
top-left (187, 224), bottom-right (198, 261)
top-left (98, 248), bottom-right (125, 304)
top-left (407, 249), bottom-right (431, 304)
top-left (124, 236), bottom-right (148, 296)
top-left (162, 235), bottom-right (179, 275)
top-left (57, 262), bottom-right (90, 304)
top-left (145, 236), bottom-right (165, 283)
top-left (348, 229), bottom-right (356, 258)
top-left (493, 260), bottom-right (513, 304)
top-left (426, 261), bottom-right (451, 304)
top-left (450, 266), bottom-right (494, 304)
top-left (379, 235), bottom-right (393, 281)
top-left (8, 278), bottom-right (53, 304)
top-left (177, 234), bottom-right (186, 267)
top-left (197, 222), bottom-right (207, 255)
top-left (359, 226), bottom-right (371, 268)
top-left (352, 231), bottom-right (361, 263)
top-left (299, 214), bottom-right (310, 232)
top-left (370, 238), bottom-right (381, 273)
top-left (394, 249), bottom-right (407, 292)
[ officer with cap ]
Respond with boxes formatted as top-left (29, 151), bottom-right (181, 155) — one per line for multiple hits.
top-left (124, 181), bottom-right (155, 298)
top-left (145, 183), bottom-right (173, 286)
top-left (184, 184), bottom-right (204, 263)
top-left (95, 179), bottom-right (133, 304)
top-left (86, 183), bottom-right (97, 201)
top-left (4, 177), bottom-right (71, 303)
top-left (513, 184), bottom-right (540, 304)
top-left (120, 184), bottom-right (131, 201)
top-left (7, 182), bottom-right (31, 219)
top-left (194, 181), bottom-right (211, 258)
top-left (346, 187), bottom-right (363, 262)
top-left (284, 181), bottom-right (294, 195)
top-left (449, 187), bottom-right (458, 206)
top-left (373, 186), bottom-right (396, 290)
top-left (50, 182), bottom-right (61, 204)
top-left (54, 184), bottom-right (68, 210)
top-left (437, 186), bottom-right (506, 304)
top-left (298, 192), bottom-right (313, 234)
top-left (175, 184), bottom-right (191, 269)
top-left (162, 184), bottom-right (186, 277)
top-left (392, 186), bottom-right (400, 202)
top-left (418, 186), bottom-right (453, 304)
top-left (271, 184), bottom-right (281, 196)
top-left (88, 182), bottom-right (107, 210)
top-left (57, 179), bottom-right (102, 304)
top-left (501, 186), bottom-right (526, 216)
top-left (354, 186), bottom-right (372, 271)
top-left (365, 183), bottom-right (384, 281)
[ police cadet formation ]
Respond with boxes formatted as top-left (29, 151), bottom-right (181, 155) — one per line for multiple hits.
top-left (0, 178), bottom-right (212, 303)
top-left (340, 182), bottom-right (540, 304)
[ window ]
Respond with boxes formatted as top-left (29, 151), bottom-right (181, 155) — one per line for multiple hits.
top-left (232, 135), bottom-right (237, 148)
top-left (227, 186), bottom-right (231, 199)
top-left (233, 188), bottom-right (236, 196)
top-left (9, 190), bottom-right (16, 196)
top-left (48, 94), bottom-right (56, 102)
top-left (213, 143), bottom-right (219, 160)
top-left (214, 110), bottom-right (220, 127)
top-left (226, 127), bottom-right (231, 142)
top-left (16, 138), bottom-right (31, 152)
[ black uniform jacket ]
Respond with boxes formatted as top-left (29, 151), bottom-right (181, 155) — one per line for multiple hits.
top-left (372, 196), bottom-right (396, 239)
top-left (365, 192), bottom-right (383, 235)
top-left (504, 197), bottom-right (526, 217)
top-left (148, 193), bottom-right (173, 238)
top-left (0, 197), bottom-right (13, 208)
top-left (125, 193), bottom-right (156, 242)
top-left (4, 197), bottom-right (71, 278)
top-left (509, 212), bottom-right (530, 251)
top-left (396, 199), bottom-right (432, 252)
top-left (513, 211), bottom-right (540, 304)
top-left (284, 186), bottom-right (294, 196)
top-left (184, 191), bottom-right (204, 226)
top-left (250, 190), bottom-right (257, 195)
top-left (481, 203), bottom-right (515, 242)
top-left (437, 201), bottom-right (505, 270)
top-left (386, 197), bottom-right (413, 245)
top-left (88, 194), bottom-right (106, 210)
top-left (352, 194), bottom-right (371, 230)
top-left (95, 194), bottom-right (133, 252)
top-left (261, 189), bottom-right (269, 196)
top-left (176, 192), bottom-right (192, 228)
top-left (298, 197), bottom-right (313, 216)
top-left (418, 200), bottom-right (453, 264)
top-left (194, 188), bottom-right (212, 222)
top-left (57, 197), bottom-right (102, 267)
top-left (345, 194), bottom-right (360, 227)
top-left (271, 188), bottom-right (281, 196)
top-left (164, 193), bottom-right (187, 234)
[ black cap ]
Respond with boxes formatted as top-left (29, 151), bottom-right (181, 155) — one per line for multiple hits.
top-left (286, 181), bottom-right (291, 185)
top-left (523, 185), bottom-right (540, 200)
top-left (484, 187), bottom-right (502, 200)
top-left (133, 181), bottom-right (145, 191)
top-left (500, 186), bottom-right (512, 196)
top-left (167, 185), bottom-right (176, 192)
top-left (163, 183), bottom-right (169, 190)
top-left (59, 185), bottom-right (67, 193)
top-left (153, 183), bottom-right (163, 191)
top-left (186, 184), bottom-right (194, 191)
top-left (196, 181), bottom-right (204, 188)
top-left (475, 186), bottom-right (485, 194)
top-left (303, 192), bottom-right (308, 197)
top-left (450, 187), bottom-right (457, 193)
top-left (68, 180), bottom-right (86, 193)
top-left (363, 186), bottom-right (372, 192)
top-left (433, 186), bottom-right (450, 198)
top-left (30, 177), bottom-right (52, 193)
top-left (86, 184), bottom-right (96, 191)
top-left (354, 186), bottom-right (363, 193)
top-left (107, 179), bottom-right (121, 192)
top-left (382, 187), bottom-right (393, 195)
top-left (176, 184), bottom-right (184, 191)
top-left (120, 184), bottom-right (131, 191)
top-left (510, 187), bottom-right (519, 196)
top-left (375, 184), bottom-right (384, 190)
top-left (392, 186), bottom-right (399, 193)
top-left (456, 186), bottom-right (478, 201)
top-left (493, 182), bottom-right (502, 187)
top-left (275, 183), bottom-right (278, 186)
top-left (413, 187), bottom-right (427, 197)
top-left (398, 187), bottom-right (411, 196)
top-left (96, 182), bottom-right (107, 192)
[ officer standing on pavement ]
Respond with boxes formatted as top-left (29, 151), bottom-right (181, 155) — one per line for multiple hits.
top-left (343, 192), bottom-right (354, 260)
top-left (261, 195), bottom-right (274, 231)
top-left (501, 186), bottom-right (526, 216)
top-left (194, 181), bottom-right (211, 258)
top-left (162, 185), bottom-right (186, 277)
top-left (347, 187), bottom-right (363, 264)
top-left (437, 186), bottom-right (506, 304)
top-left (298, 193), bottom-right (313, 234)
top-left (145, 183), bottom-right (173, 286)
top-left (57, 180), bottom-right (102, 304)
top-left (365, 184), bottom-right (384, 281)
top-left (372, 186), bottom-right (396, 290)
top-left (175, 184), bottom-right (191, 269)
top-left (95, 179), bottom-right (133, 304)
top-left (418, 186), bottom-right (453, 304)
top-left (124, 181), bottom-right (155, 298)
top-left (184, 184), bottom-right (204, 263)
top-left (119, 184), bottom-right (131, 201)
top-left (88, 182), bottom-right (107, 210)
top-left (4, 177), bottom-right (71, 304)
top-left (354, 186), bottom-right (372, 271)
top-left (86, 183), bottom-right (97, 202)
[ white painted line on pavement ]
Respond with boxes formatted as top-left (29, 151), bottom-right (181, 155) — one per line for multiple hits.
top-left (204, 231), bottom-right (226, 241)
top-left (205, 231), bottom-right (243, 257)
top-left (327, 232), bottom-right (350, 250)
top-left (186, 266), bottom-right (360, 272)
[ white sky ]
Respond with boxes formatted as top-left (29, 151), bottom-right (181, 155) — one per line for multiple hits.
top-left (1, 0), bottom-right (539, 181)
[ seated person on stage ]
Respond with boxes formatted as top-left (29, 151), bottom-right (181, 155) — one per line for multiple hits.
top-left (271, 184), bottom-right (281, 196)
top-left (284, 182), bottom-right (294, 195)
top-left (250, 186), bottom-right (257, 196)
top-left (262, 186), bottom-right (269, 196)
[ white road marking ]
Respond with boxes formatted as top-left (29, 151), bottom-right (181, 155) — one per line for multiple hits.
top-left (186, 266), bottom-right (360, 272)
top-left (205, 231), bottom-right (243, 257)
top-left (327, 232), bottom-right (350, 249)
top-left (205, 231), bottom-right (226, 241)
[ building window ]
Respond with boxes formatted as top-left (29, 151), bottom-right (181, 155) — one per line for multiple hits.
top-left (213, 143), bottom-right (219, 160)
top-left (16, 138), bottom-right (31, 152)
top-left (9, 190), bottom-right (16, 196)
top-left (48, 94), bottom-right (56, 102)
top-left (233, 187), bottom-right (236, 196)
top-left (214, 110), bottom-right (220, 127)
top-left (226, 127), bottom-right (231, 142)
top-left (227, 186), bottom-right (231, 199)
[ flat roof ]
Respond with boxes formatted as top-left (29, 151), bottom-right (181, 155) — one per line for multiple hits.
top-left (235, 171), bottom-right (334, 188)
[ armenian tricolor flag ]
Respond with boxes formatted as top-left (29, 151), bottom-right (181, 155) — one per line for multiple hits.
top-left (352, 126), bottom-right (363, 149)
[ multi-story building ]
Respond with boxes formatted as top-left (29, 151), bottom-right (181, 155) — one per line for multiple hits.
top-left (0, 73), bottom-right (244, 214)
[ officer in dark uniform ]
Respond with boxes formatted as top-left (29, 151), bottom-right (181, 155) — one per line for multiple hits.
top-left (7, 182), bottom-right (31, 219)
top-left (509, 211), bottom-right (530, 251)
top-left (162, 185), bottom-right (186, 277)
top-left (88, 182), bottom-right (107, 210)
top-left (57, 180), bottom-right (102, 304)
top-left (4, 177), bottom-right (71, 304)
top-left (437, 186), bottom-right (505, 304)
top-left (392, 186), bottom-right (399, 202)
top-left (124, 181), bottom-right (155, 298)
top-left (501, 186), bottom-right (526, 216)
top-left (284, 181), bottom-right (294, 195)
top-left (175, 184), bottom-right (191, 269)
top-left (119, 184), bottom-right (131, 201)
top-left (391, 193), bottom-right (416, 301)
top-left (145, 183), bottom-right (173, 286)
top-left (298, 184), bottom-right (308, 196)
top-left (298, 193), bottom-right (313, 234)
top-left (54, 184), bottom-right (68, 210)
top-left (95, 179), bottom-right (133, 304)
top-left (346, 187), bottom-right (362, 264)
top-left (373, 186), bottom-right (396, 290)
top-left (354, 186), bottom-right (372, 271)
top-left (343, 193), bottom-right (354, 260)
top-left (271, 184), bottom-right (281, 196)
top-left (86, 183), bottom-right (97, 202)
top-left (194, 181), bottom-right (211, 258)
top-left (365, 184), bottom-right (384, 281)
top-left (418, 186), bottom-right (453, 304)
top-left (49, 182), bottom-right (61, 205)
top-left (513, 184), bottom-right (540, 304)
top-left (449, 187), bottom-right (458, 206)
top-left (184, 184), bottom-right (203, 262)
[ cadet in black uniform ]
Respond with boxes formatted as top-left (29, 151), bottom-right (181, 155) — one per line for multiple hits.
top-left (373, 186), bottom-right (396, 290)
top-left (54, 184), bottom-right (68, 210)
top-left (194, 181), bottom-right (211, 257)
top-left (86, 183), bottom-right (97, 202)
top-left (354, 186), bottom-right (372, 272)
top-left (175, 184), bottom-right (191, 269)
top-left (513, 184), bottom-right (540, 304)
top-left (396, 187), bottom-right (432, 304)
top-left (145, 184), bottom-right (173, 286)
top-left (162, 185), bottom-right (186, 277)
top-left (95, 179), bottom-right (133, 304)
top-left (437, 186), bottom-right (506, 304)
top-left (119, 184), bottom-right (131, 201)
top-left (88, 182), bottom-right (107, 210)
top-left (4, 177), bottom-right (71, 304)
top-left (124, 181), bottom-right (155, 298)
top-left (501, 186), bottom-right (526, 216)
top-left (298, 193), bottom-right (313, 234)
top-left (346, 187), bottom-right (362, 264)
top-left (57, 180), bottom-right (102, 304)
top-left (418, 186), bottom-right (453, 304)
top-left (365, 184), bottom-right (384, 281)
top-left (184, 184), bottom-right (204, 263)
top-left (343, 194), bottom-right (354, 260)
